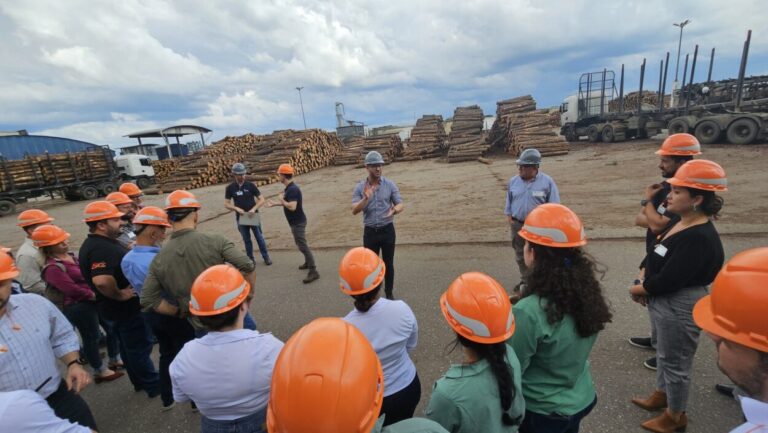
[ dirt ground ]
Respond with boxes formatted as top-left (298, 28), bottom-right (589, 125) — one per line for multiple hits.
top-left (2, 138), bottom-right (766, 249)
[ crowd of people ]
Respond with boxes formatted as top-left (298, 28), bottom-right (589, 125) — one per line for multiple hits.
top-left (0, 135), bottom-right (765, 433)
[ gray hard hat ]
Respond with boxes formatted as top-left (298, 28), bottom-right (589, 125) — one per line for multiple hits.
top-left (364, 151), bottom-right (385, 165)
top-left (516, 148), bottom-right (542, 166)
top-left (232, 163), bottom-right (247, 174)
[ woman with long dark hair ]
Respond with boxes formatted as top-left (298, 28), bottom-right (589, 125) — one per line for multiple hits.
top-left (509, 203), bottom-right (612, 433)
top-left (630, 160), bottom-right (726, 433)
top-left (32, 224), bottom-right (124, 383)
top-left (340, 247), bottom-right (420, 426)
top-left (426, 272), bottom-right (525, 433)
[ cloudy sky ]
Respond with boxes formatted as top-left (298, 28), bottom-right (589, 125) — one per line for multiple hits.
top-left (1, 0), bottom-right (766, 148)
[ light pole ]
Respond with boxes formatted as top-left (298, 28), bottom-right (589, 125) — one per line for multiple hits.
top-left (296, 86), bottom-right (307, 130)
top-left (672, 19), bottom-right (691, 107)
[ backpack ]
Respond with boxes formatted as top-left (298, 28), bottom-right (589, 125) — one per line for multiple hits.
top-left (40, 261), bottom-right (67, 311)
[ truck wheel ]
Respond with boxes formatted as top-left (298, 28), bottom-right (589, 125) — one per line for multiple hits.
top-left (602, 125), bottom-right (615, 143)
top-left (563, 126), bottom-right (578, 142)
top-left (80, 185), bottom-right (99, 200)
top-left (587, 126), bottom-right (601, 142)
top-left (99, 182), bottom-right (118, 195)
top-left (136, 177), bottom-right (152, 189)
top-left (726, 118), bottom-right (759, 145)
top-left (0, 200), bottom-right (15, 217)
top-left (668, 119), bottom-right (689, 135)
top-left (694, 120), bottom-right (722, 144)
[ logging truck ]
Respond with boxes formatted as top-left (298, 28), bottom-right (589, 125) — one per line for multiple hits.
top-left (0, 147), bottom-right (154, 217)
top-left (559, 30), bottom-right (768, 145)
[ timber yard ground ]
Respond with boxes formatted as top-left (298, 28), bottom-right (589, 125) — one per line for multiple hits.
top-left (2, 139), bottom-right (767, 432)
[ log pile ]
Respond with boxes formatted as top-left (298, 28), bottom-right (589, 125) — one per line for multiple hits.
top-left (608, 91), bottom-right (668, 112)
top-left (446, 105), bottom-right (489, 163)
top-left (400, 115), bottom-right (446, 160)
top-left (488, 95), bottom-right (568, 158)
top-left (333, 137), bottom-right (366, 166)
top-left (154, 129), bottom-right (342, 191)
top-left (333, 134), bottom-right (403, 166)
top-left (1, 150), bottom-right (113, 192)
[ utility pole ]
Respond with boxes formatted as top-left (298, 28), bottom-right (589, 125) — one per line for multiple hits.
top-left (672, 19), bottom-right (691, 107)
top-left (296, 86), bottom-right (307, 130)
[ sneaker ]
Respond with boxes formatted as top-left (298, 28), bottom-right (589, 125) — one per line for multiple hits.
top-left (161, 402), bottom-right (175, 412)
top-left (643, 356), bottom-right (658, 371)
top-left (264, 258), bottom-right (273, 266)
top-left (715, 384), bottom-right (736, 399)
top-left (303, 269), bottom-right (320, 284)
top-left (629, 336), bottom-right (654, 350)
top-left (298, 263), bottom-right (309, 270)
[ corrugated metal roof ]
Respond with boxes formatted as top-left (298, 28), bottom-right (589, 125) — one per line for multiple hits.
top-left (0, 135), bottom-right (106, 160)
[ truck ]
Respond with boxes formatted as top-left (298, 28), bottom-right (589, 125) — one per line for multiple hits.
top-left (559, 30), bottom-right (768, 145)
top-left (0, 147), bottom-right (155, 217)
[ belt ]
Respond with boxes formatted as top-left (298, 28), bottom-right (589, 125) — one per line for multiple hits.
top-left (364, 223), bottom-right (393, 232)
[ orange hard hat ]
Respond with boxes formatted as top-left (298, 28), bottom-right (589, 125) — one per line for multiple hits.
top-left (694, 247), bottom-right (768, 353)
top-left (440, 272), bottom-right (515, 344)
top-left (277, 164), bottom-right (294, 175)
top-left (132, 206), bottom-right (171, 227)
top-left (339, 247), bottom-right (385, 296)
top-left (267, 317), bottom-right (384, 433)
top-left (83, 201), bottom-right (125, 223)
top-left (0, 251), bottom-right (20, 281)
top-left (30, 225), bottom-right (71, 248)
top-left (17, 209), bottom-right (54, 228)
top-left (667, 159), bottom-right (727, 192)
top-left (189, 265), bottom-right (251, 316)
top-left (119, 183), bottom-right (143, 197)
top-left (518, 203), bottom-right (586, 248)
top-left (164, 190), bottom-right (201, 210)
top-left (656, 133), bottom-right (702, 156)
top-left (106, 192), bottom-right (134, 206)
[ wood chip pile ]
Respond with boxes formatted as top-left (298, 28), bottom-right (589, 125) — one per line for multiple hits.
top-left (153, 129), bottom-right (342, 191)
top-left (399, 115), bottom-right (446, 161)
top-left (489, 95), bottom-right (569, 158)
top-left (446, 105), bottom-right (489, 163)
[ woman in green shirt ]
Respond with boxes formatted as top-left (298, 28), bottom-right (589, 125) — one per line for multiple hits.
top-left (426, 272), bottom-right (525, 433)
top-left (509, 203), bottom-right (612, 433)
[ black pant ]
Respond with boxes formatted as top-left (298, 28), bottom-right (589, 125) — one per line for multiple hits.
top-left (519, 396), bottom-right (597, 433)
top-left (146, 311), bottom-right (196, 406)
top-left (363, 224), bottom-right (396, 297)
top-left (380, 373), bottom-right (421, 426)
top-left (46, 380), bottom-right (98, 430)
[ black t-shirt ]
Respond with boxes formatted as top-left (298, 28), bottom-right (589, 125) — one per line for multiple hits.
top-left (283, 182), bottom-right (307, 226)
top-left (641, 181), bottom-right (680, 268)
top-left (643, 221), bottom-right (724, 296)
top-left (225, 181), bottom-right (261, 213)
top-left (78, 234), bottom-right (140, 322)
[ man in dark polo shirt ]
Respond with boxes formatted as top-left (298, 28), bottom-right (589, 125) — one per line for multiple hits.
top-left (267, 164), bottom-right (319, 284)
top-left (225, 163), bottom-right (272, 266)
top-left (78, 200), bottom-right (159, 398)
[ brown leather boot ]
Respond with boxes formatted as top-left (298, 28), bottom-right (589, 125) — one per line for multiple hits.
top-left (632, 390), bottom-right (668, 411)
top-left (641, 410), bottom-right (688, 433)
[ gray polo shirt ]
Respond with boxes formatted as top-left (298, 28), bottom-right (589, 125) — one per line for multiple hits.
top-left (353, 176), bottom-right (402, 228)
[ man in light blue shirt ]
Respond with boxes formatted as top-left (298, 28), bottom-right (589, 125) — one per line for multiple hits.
top-left (504, 148), bottom-right (560, 289)
top-left (353, 151), bottom-right (404, 300)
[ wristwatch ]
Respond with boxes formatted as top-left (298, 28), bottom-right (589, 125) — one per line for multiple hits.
top-left (67, 359), bottom-right (85, 368)
top-left (640, 199), bottom-right (649, 206)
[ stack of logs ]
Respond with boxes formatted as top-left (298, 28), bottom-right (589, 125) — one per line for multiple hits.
top-left (1, 150), bottom-right (112, 192)
top-left (153, 129), bottom-right (342, 192)
top-left (489, 95), bottom-right (569, 158)
top-left (608, 91), bottom-right (669, 112)
top-left (400, 115), bottom-right (446, 161)
top-left (333, 137), bottom-right (366, 166)
top-left (446, 105), bottom-right (489, 163)
top-left (333, 134), bottom-right (403, 166)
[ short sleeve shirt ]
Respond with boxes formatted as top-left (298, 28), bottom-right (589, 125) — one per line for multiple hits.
top-left (283, 182), bottom-right (307, 226)
top-left (225, 181), bottom-right (261, 212)
top-left (78, 234), bottom-right (140, 322)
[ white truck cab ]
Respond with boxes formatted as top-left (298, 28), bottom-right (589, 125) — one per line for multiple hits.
top-left (114, 154), bottom-right (155, 188)
top-left (559, 95), bottom-right (579, 127)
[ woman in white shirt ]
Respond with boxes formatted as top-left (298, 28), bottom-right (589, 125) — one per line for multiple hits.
top-left (170, 265), bottom-right (283, 433)
top-left (340, 247), bottom-right (420, 426)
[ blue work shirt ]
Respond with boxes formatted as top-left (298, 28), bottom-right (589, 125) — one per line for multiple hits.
top-left (353, 176), bottom-right (403, 228)
top-left (121, 245), bottom-right (160, 296)
top-left (504, 171), bottom-right (560, 221)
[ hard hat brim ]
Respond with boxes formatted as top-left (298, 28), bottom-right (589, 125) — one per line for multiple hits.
top-left (439, 292), bottom-right (515, 344)
top-left (693, 295), bottom-right (768, 353)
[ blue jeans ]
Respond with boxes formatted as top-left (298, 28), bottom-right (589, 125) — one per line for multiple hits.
top-left (201, 409), bottom-right (266, 433)
top-left (237, 222), bottom-right (269, 261)
top-left (519, 396), bottom-right (597, 433)
top-left (63, 301), bottom-right (105, 373)
top-left (195, 312), bottom-right (257, 338)
top-left (114, 313), bottom-right (160, 396)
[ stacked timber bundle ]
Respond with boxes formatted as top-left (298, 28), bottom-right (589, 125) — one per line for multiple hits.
top-left (548, 110), bottom-right (561, 128)
top-left (446, 105), bottom-right (489, 163)
top-left (400, 115), bottom-right (446, 161)
top-left (1, 150), bottom-right (113, 192)
top-left (363, 134), bottom-right (402, 162)
top-left (333, 136), bottom-right (366, 166)
top-left (506, 111), bottom-right (569, 157)
top-left (154, 129), bottom-right (342, 191)
top-left (488, 95), bottom-right (537, 149)
top-left (151, 159), bottom-right (180, 180)
top-left (608, 91), bottom-right (666, 112)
